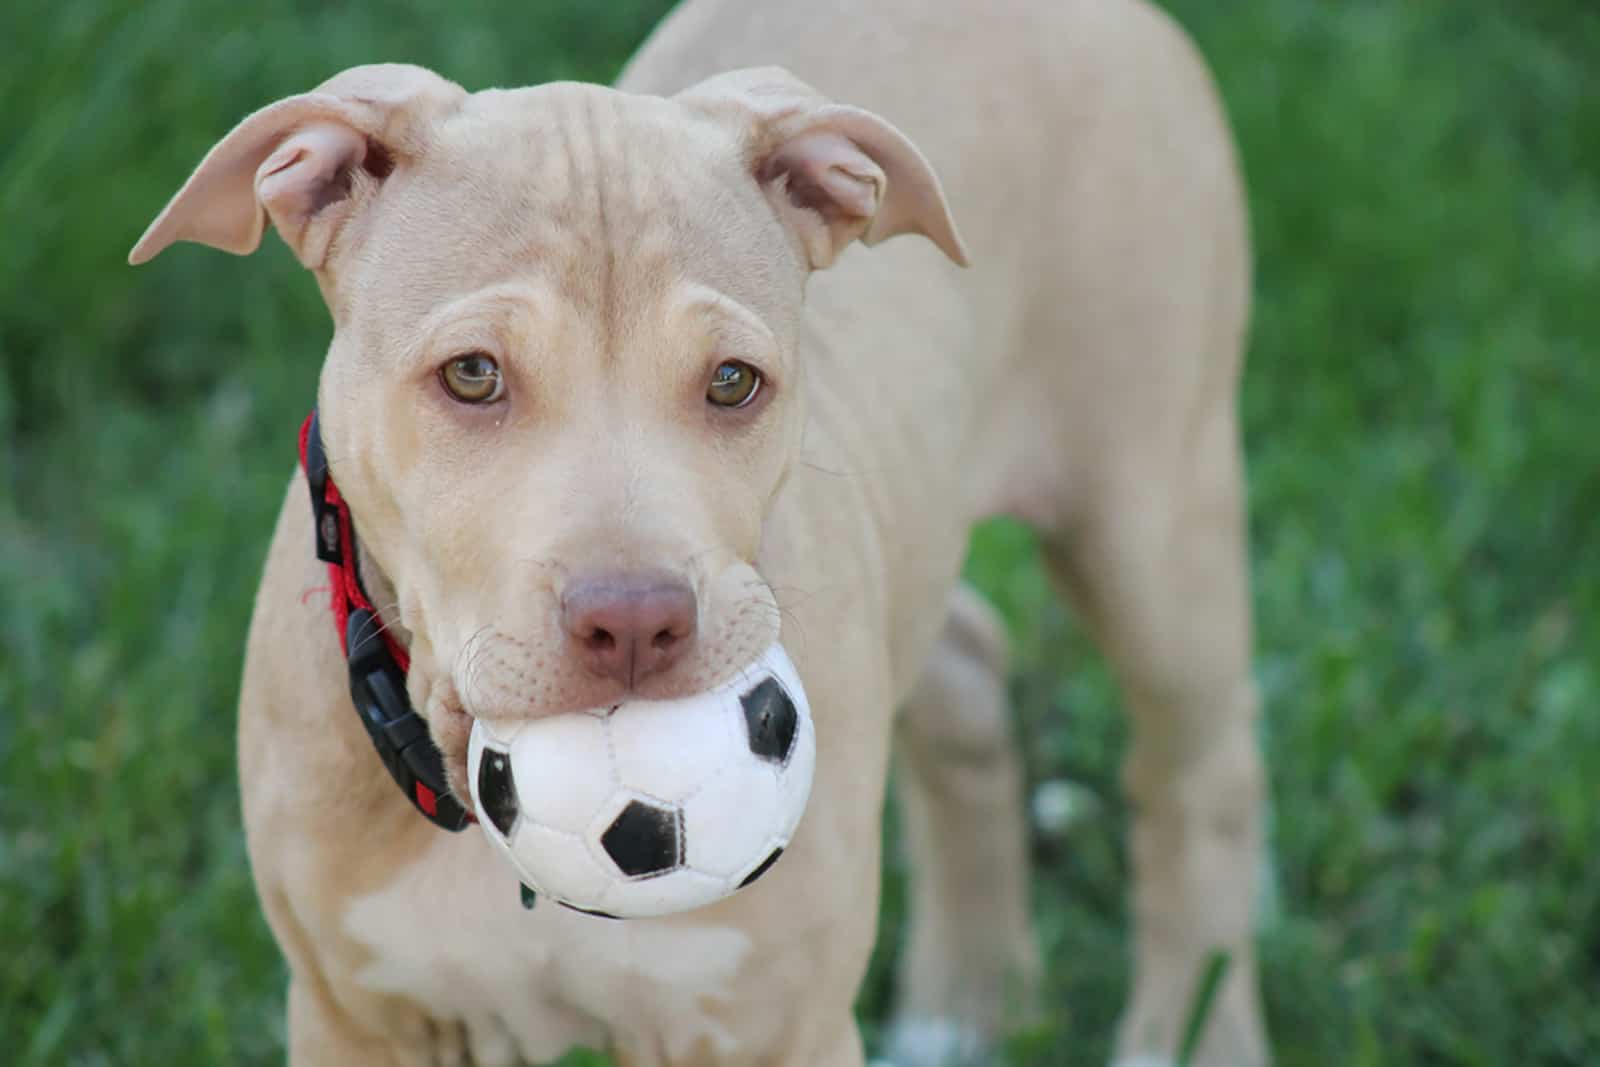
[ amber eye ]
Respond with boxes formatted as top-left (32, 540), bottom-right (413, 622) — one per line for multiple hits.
top-left (707, 360), bottom-right (761, 408)
top-left (440, 352), bottom-right (503, 404)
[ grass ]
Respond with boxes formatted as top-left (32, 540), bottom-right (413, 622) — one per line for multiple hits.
top-left (3, 0), bottom-right (1598, 1064)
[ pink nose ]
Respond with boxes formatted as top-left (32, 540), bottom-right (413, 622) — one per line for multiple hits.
top-left (560, 570), bottom-right (698, 688)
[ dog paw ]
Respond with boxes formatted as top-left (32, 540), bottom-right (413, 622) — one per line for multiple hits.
top-left (877, 1016), bottom-right (993, 1066)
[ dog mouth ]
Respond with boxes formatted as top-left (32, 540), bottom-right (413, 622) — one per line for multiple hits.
top-left (428, 567), bottom-right (785, 803)
top-left (430, 658), bottom-right (749, 808)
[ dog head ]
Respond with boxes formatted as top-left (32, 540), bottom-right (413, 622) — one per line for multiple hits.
top-left (133, 62), bottom-right (964, 794)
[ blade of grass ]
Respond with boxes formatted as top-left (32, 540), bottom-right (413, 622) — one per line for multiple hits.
top-left (1177, 950), bottom-right (1231, 1067)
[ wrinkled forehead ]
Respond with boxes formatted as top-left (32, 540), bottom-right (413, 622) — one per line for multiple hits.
top-left (343, 82), bottom-right (803, 344)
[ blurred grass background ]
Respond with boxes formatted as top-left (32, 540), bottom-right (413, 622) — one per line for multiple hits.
top-left (2, 0), bottom-right (1597, 1064)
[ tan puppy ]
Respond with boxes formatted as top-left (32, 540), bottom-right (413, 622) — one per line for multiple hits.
top-left (131, 0), bottom-right (1264, 1063)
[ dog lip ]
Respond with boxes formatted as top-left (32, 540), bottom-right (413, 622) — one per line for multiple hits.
top-left (464, 675), bottom-right (709, 723)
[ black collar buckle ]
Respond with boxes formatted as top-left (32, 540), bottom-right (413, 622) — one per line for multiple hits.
top-left (345, 608), bottom-right (472, 831)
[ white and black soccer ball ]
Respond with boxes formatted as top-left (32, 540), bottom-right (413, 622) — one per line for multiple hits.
top-left (467, 643), bottom-right (815, 919)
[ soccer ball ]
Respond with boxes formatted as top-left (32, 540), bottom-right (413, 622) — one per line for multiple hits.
top-left (467, 643), bottom-right (815, 919)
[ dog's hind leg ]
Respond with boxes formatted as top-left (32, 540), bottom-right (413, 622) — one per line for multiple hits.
top-left (1039, 406), bottom-right (1268, 1067)
top-left (882, 583), bottom-right (1039, 1066)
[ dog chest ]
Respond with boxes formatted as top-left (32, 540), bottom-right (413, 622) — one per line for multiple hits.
top-left (341, 833), bottom-right (754, 1065)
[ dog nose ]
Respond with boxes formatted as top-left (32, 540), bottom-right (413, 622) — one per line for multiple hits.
top-left (560, 570), bottom-right (698, 688)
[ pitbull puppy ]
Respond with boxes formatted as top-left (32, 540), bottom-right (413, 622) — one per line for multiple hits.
top-left (131, 0), bottom-right (1265, 1064)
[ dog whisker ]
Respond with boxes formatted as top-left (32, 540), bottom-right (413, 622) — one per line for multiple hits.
top-left (453, 625), bottom-right (494, 709)
top-left (348, 603), bottom-right (409, 659)
top-left (797, 458), bottom-right (858, 478)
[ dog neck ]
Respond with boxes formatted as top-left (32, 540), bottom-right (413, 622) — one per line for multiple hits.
top-left (298, 408), bottom-right (473, 832)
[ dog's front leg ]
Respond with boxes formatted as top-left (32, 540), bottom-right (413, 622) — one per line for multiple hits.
top-left (287, 979), bottom-right (468, 1067)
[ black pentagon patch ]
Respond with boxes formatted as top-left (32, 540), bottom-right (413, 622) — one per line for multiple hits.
top-left (740, 678), bottom-right (798, 764)
top-left (738, 847), bottom-right (785, 889)
top-left (601, 799), bottom-right (685, 878)
top-left (476, 747), bottom-right (519, 837)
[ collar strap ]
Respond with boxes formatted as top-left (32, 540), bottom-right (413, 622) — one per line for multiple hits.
top-left (298, 410), bottom-right (473, 832)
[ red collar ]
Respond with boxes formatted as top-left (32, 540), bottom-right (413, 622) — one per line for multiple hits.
top-left (298, 410), bottom-right (473, 831)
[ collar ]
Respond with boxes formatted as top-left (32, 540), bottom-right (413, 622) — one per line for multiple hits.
top-left (298, 409), bottom-right (473, 832)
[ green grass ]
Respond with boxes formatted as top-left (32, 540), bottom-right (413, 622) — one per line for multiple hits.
top-left (4, 1), bottom-right (1598, 1064)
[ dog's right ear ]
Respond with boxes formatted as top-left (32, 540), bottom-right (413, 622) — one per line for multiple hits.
top-left (129, 64), bottom-right (464, 270)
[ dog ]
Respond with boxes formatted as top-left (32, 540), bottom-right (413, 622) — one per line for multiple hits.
top-left (130, 0), bottom-right (1265, 1063)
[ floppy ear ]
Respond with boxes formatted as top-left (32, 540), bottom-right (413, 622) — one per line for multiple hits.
top-left (129, 63), bottom-right (465, 270)
top-left (677, 67), bottom-right (968, 270)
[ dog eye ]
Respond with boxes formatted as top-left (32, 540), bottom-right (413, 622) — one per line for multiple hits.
top-left (707, 360), bottom-right (761, 409)
top-left (440, 352), bottom-right (503, 404)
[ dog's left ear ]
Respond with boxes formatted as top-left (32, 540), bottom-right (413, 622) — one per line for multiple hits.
top-left (678, 67), bottom-right (968, 270)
